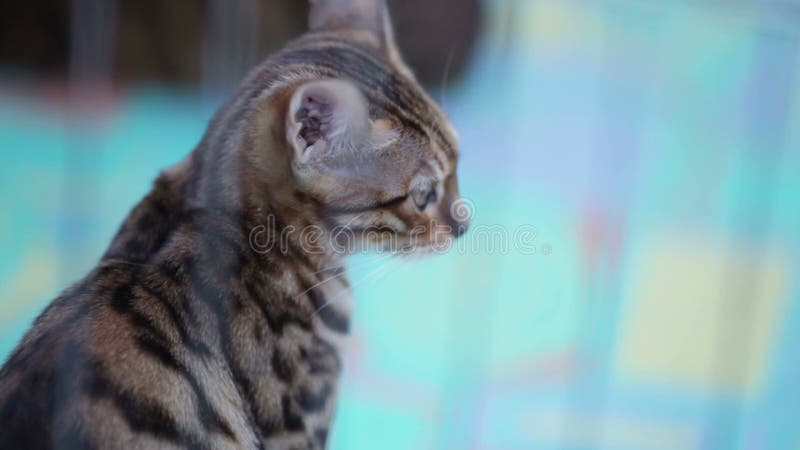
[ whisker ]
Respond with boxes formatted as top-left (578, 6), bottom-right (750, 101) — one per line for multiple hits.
top-left (311, 257), bottom-right (401, 317)
top-left (367, 256), bottom-right (405, 288)
top-left (439, 46), bottom-right (457, 112)
top-left (294, 270), bottom-right (348, 300)
top-left (307, 253), bottom-right (385, 277)
top-left (298, 251), bottom-right (394, 301)
top-left (102, 259), bottom-right (152, 269)
top-left (351, 257), bottom-right (404, 291)
top-left (337, 253), bottom-right (393, 276)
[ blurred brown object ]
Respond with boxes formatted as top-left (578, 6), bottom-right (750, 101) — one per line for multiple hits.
top-left (389, 0), bottom-right (482, 87)
top-left (0, 0), bottom-right (481, 87)
top-left (0, 0), bottom-right (71, 75)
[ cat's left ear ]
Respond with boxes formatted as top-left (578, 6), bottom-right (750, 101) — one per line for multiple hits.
top-left (286, 79), bottom-right (370, 163)
top-left (309, 0), bottom-right (399, 54)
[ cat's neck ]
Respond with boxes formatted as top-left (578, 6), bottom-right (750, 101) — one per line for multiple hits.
top-left (105, 152), bottom-right (347, 279)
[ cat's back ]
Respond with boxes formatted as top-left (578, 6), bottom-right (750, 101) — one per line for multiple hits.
top-left (0, 171), bottom-right (254, 449)
top-left (0, 257), bottom-right (259, 450)
top-left (0, 268), bottom-right (113, 449)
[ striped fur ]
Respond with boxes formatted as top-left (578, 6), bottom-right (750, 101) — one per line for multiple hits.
top-left (0, 1), bottom-right (466, 449)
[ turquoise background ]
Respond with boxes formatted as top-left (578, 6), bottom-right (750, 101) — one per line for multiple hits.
top-left (2, 1), bottom-right (800, 449)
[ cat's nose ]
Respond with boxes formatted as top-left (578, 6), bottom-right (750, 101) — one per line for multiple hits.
top-left (440, 177), bottom-right (470, 239)
top-left (452, 220), bottom-right (469, 238)
top-left (442, 199), bottom-right (470, 239)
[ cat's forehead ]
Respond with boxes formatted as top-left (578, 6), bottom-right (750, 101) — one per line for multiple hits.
top-left (276, 36), bottom-right (458, 163)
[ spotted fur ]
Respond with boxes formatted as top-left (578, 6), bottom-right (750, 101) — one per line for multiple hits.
top-left (0, 1), bottom-right (466, 449)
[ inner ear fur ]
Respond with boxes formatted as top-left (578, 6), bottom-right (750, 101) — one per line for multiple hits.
top-left (286, 79), bottom-right (370, 162)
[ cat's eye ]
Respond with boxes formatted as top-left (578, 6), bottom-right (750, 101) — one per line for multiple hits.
top-left (413, 188), bottom-right (438, 211)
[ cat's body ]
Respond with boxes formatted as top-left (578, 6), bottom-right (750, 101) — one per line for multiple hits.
top-left (0, 172), bottom-right (348, 450)
top-left (0, 1), bottom-right (466, 449)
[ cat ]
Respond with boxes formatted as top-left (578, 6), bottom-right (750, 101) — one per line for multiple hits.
top-left (0, 0), bottom-right (467, 449)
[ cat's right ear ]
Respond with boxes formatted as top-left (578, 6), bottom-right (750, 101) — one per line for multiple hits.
top-left (286, 80), bottom-right (370, 164)
top-left (309, 0), bottom-right (396, 51)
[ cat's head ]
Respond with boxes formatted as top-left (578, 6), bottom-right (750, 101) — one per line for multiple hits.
top-left (261, 0), bottom-right (468, 256)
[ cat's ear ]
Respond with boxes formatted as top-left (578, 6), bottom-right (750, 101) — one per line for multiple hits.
top-left (309, 0), bottom-right (398, 51)
top-left (286, 80), bottom-right (370, 163)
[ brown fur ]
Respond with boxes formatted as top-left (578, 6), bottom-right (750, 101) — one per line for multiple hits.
top-left (0, 1), bottom-right (466, 449)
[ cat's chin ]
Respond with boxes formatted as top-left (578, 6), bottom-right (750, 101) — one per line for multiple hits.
top-left (394, 239), bottom-right (455, 260)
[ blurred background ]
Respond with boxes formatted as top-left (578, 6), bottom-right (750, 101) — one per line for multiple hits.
top-left (2, 0), bottom-right (800, 449)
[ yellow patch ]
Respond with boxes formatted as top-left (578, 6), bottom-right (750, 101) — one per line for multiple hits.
top-left (0, 246), bottom-right (59, 325)
top-left (615, 232), bottom-right (790, 396)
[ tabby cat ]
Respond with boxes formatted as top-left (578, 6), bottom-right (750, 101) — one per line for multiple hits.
top-left (0, 0), bottom-right (466, 449)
